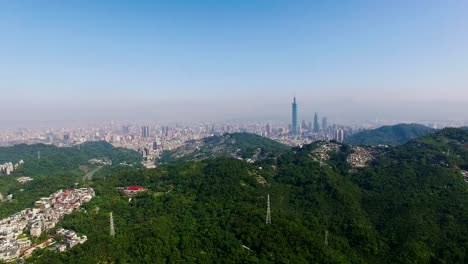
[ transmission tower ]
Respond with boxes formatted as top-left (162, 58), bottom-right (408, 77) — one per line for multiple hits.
top-left (266, 194), bottom-right (271, 224)
top-left (110, 212), bottom-right (115, 237)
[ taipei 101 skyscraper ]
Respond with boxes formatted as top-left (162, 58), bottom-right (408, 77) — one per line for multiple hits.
top-left (291, 97), bottom-right (298, 136)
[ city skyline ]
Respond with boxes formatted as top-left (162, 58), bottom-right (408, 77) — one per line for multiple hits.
top-left (1, 1), bottom-right (468, 123)
top-left (0, 94), bottom-right (467, 128)
top-left (291, 97), bottom-right (298, 136)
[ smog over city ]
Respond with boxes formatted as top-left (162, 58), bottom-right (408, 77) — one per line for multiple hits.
top-left (1, 1), bottom-right (467, 127)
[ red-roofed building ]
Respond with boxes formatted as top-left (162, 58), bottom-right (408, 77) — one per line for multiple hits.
top-left (128, 186), bottom-right (144, 191)
top-left (118, 186), bottom-right (146, 196)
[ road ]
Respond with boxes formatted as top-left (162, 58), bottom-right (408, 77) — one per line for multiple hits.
top-left (83, 166), bottom-right (103, 181)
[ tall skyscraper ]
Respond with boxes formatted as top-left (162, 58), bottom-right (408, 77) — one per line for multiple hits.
top-left (301, 120), bottom-right (308, 131)
top-left (322, 116), bottom-right (328, 131)
top-left (141, 125), bottom-right (149, 138)
top-left (266, 123), bottom-right (271, 136)
top-left (291, 97), bottom-right (298, 136)
top-left (313, 112), bottom-right (320, 133)
top-left (121, 125), bottom-right (130, 134)
top-left (334, 129), bottom-right (345, 142)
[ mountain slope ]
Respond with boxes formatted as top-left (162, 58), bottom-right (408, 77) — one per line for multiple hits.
top-left (0, 141), bottom-right (141, 218)
top-left (159, 132), bottom-right (290, 163)
top-left (19, 128), bottom-right (468, 263)
top-left (29, 158), bottom-right (382, 263)
top-left (350, 128), bottom-right (468, 262)
top-left (0, 141), bottom-right (141, 177)
top-left (345, 123), bottom-right (436, 146)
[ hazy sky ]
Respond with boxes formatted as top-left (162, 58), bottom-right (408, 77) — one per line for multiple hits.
top-left (0, 0), bottom-right (467, 124)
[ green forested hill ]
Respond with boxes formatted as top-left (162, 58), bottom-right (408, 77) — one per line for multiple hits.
top-left (159, 132), bottom-right (290, 164)
top-left (345, 123), bottom-right (436, 146)
top-left (350, 128), bottom-right (468, 263)
top-left (0, 141), bottom-right (141, 218)
top-left (0, 141), bottom-right (141, 177)
top-left (23, 128), bottom-right (468, 263)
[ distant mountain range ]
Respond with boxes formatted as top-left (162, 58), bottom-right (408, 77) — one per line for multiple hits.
top-left (345, 123), bottom-right (436, 146)
top-left (158, 132), bottom-right (290, 163)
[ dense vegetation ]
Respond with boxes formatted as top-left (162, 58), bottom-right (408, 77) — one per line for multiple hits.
top-left (0, 141), bottom-right (141, 218)
top-left (159, 132), bottom-right (290, 164)
top-left (21, 128), bottom-right (468, 263)
top-left (345, 123), bottom-right (436, 146)
top-left (0, 141), bottom-right (141, 177)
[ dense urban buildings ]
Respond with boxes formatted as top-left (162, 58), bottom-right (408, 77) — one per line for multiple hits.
top-left (0, 188), bottom-right (95, 261)
top-left (0, 96), bottom-right (466, 163)
top-left (0, 160), bottom-right (23, 175)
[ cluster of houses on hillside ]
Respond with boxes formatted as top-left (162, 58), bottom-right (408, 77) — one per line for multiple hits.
top-left (0, 188), bottom-right (95, 262)
top-left (309, 142), bottom-right (341, 161)
top-left (54, 228), bottom-right (88, 252)
top-left (17, 176), bottom-right (33, 184)
top-left (0, 160), bottom-right (24, 175)
top-left (461, 170), bottom-right (468, 183)
top-left (347, 146), bottom-right (376, 169)
top-left (88, 158), bottom-right (112, 166)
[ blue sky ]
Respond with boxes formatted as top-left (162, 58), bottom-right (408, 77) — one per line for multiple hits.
top-left (0, 0), bottom-right (467, 123)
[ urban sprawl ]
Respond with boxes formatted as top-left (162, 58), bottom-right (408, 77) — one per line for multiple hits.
top-left (1, 98), bottom-right (458, 164)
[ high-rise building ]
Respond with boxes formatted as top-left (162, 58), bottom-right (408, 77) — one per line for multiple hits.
top-left (266, 124), bottom-right (271, 136)
top-left (291, 97), bottom-right (298, 136)
top-left (313, 112), bottom-right (320, 133)
top-left (121, 125), bottom-right (130, 134)
top-left (141, 125), bottom-right (149, 138)
top-left (301, 120), bottom-right (308, 131)
top-left (338, 129), bottom-right (344, 142)
top-left (322, 116), bottom-right (328, 131)
top-left (334, 129), bottom-right (345, 142)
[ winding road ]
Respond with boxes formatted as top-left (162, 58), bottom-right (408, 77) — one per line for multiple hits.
top-left (83, 166), bottom-right (103, 181)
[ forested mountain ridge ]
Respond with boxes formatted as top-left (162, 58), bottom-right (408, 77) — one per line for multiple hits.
top-left (0, 141), bottom-right (141, 218)
top-left (345, 123), bottom-right (436, 146)
top-left (349, 128), bottom-right (468, 262)
top-left (159, 132), bottom-right (290, 164)
top-left (22, 128), bottom-right (468, 263)
top-left (0, 141), bottom-right (141, 177)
